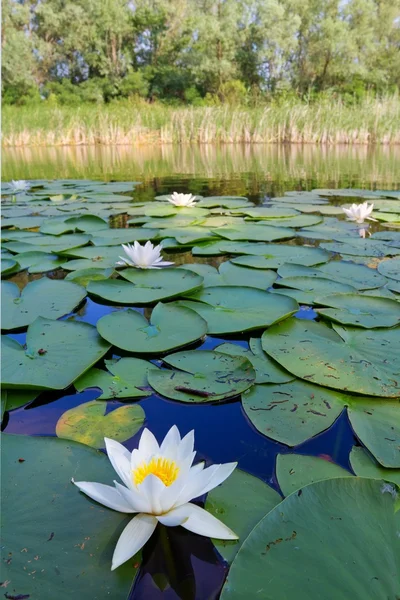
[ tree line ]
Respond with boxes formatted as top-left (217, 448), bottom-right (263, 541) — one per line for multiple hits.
top-left (3, 0), bottom-right (400, 106)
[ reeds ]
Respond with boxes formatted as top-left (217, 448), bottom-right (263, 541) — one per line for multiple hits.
top-left (2, 95), bottom-right (400, 147)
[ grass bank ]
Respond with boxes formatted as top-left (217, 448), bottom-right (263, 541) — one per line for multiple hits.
top-left (3, 96), bottom-right (400, 146)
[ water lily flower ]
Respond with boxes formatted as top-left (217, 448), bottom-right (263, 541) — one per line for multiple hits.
top-left (342, 202), bottom-right (377, 224)
top-left (116, 241), bottom-right (174, 269)
top-left (168, 192), bottom-right (197, 207)
top-left (10, 180), bottom-right (30, 193)
top-left (74, 426), bottom-right (238, 570)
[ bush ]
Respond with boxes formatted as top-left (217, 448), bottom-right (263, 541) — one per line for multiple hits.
top-left (119, 72), bottom-right (149, 99)
top-left (217, 80), bottom-right (248, 105)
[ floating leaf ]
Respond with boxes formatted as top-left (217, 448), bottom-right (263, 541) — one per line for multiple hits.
top-left (242, 379), bottom-right (400, 467)
top-left (91, 228), bottom-right (159, 246)
top-left (176, 286), bottom-right (298, 334)
top-left (205, 469), bottom-right (281, 563)
top-left (148, 350), bottom-right (256, 403)
top-left (349, 447), bottom-right (400, 486)
top-left (320, 238), bottom-right (400, 258)
top-left (2, 434), bottom-right (138, 597)
top-left (377, 257), bottom-right (400, 281)
top-left (220, 478), bottom-right (400, 600)
top-left (213, 224), bottom-right (294, 242)
top-left (261, 318), bottom-right (400, 397)
top-left (56, 400), bottom-right (145, 448)
top-left (231, 245), bottom-right (331, 268)
top-left (278, 260), bottom-right (387, 290)
top-left (2, 317), bottom-right (111, 390)
top-left (1, 279), bottom-right (86, 330)
top-left (1, 258), bottom-right (19, 276)
top-left (88, 268), bottom-right (203, 304)
top-left (97, 303), bottom-right (207, 353)
top-left (276, 454), bottom-right (351, 496)
top-left (316, 293), bottom-right (400, 328)
top-left (74, 357), bottom-right (154, 399)
top-left (65, 267), bottom-right (114, 286)
top-left (181, 261), bottom-right (276, 289)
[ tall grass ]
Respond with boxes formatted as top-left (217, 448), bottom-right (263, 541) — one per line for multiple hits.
top-left (2, 95), bottom-right (400, 146)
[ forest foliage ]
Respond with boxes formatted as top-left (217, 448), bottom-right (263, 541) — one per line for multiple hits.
top-left (2, 0), bottom-right (400, 107)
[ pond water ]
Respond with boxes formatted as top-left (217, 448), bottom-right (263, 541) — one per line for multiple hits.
top-left (2, 146), bottom-right (400, 600)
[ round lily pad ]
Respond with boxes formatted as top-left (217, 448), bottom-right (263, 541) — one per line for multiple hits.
top-left (231, 245), bottom-right (331, 269)
top-left (148, 350), bottom-right (256, 403)
top-left (2, 434), bottom-right (138, 598)
top-left (176, 286), bottom-right (298, 334)
top-left (91, 228), bottom-right (159, 246)
top-left (276, 454), bottom-right (351, 497)
top-left (2, 317), bottom-right (111, 390)
top-left (261, 318), bottom-right (400, 397)
top-left (316, 293), bottom-right (400, 328)
top-left (320, 238), bottom-right (399, 258)
top-left (275, 276), bottom-right (356, 297)
top-left (97, 303), bottom-right (207, 354)
top-left (74, 357), bottom-right (154, 399)
top-left (278, 260), bottom-right (387, 290)
top-left (377, 258), bottom-right (400, 281)
top-left (220, 478), bottom-right (400, 600)
top-left (1, 278), bottom-right (87, 330)
top-left (1, 258), bottom-right (19, 276)
top-left (181, 262), bottom-right (276, 289)
top-left (349, 447), bottom-right (400, 486)
top-left (56, 400), bottom-right (145, 448)
top-left (65, 267), bottom-right (114, 286)
top-left (205, 469), bottom-right (281, 564)
top-left (88, 268), bottom-right (203, 305)
top-left (242, 379), bottom-right (400, 467)
top-left (212, 224), bottom-right (294, 242)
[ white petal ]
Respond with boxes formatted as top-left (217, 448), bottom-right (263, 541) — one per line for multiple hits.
top-left (177, 462), bottom-right (237, 504)
top-left (138, 473), bottom-right (166, 514)
top-left (160, 503), bottom-right (238, 539)
top-left (74, 481), bottom-right (135, 513)
top-left (138, 428), bottom-right (160, 458)
top-left (114, 481), bottom-right (150, 513)
top-left (177, 429), bottom-right (195, 463)
top-left (112, 514), bottom-right (158, 570)
top-left (160, 425), bottom-right (181, 457)
top-left (104, 437), bottom-right (132, 488)
top-left (200, 462), bottom-right (237, 495)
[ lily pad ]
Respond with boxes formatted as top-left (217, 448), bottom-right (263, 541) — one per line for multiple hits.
top-left (231, 245), bottom-right (331, 269)
top-left (215, 340), bottom-right (293, 384)
top-left (377, 258), bottom-right (400, 281)
top-left (196, 197), bottom-right (251, 209)
top-left (56, 400), bottom-right (145, 448)
top-left (213, 224), bottom-right (294, 242)
top-left (242, 379), bottom-right (400, 467)
top-left (13, 250), bottom-right (67, 273)
top-left (320, 238), bottom-right (400, 258)
top-left (275, 276), bottom-right (356, 298)
top-left (1, 389), bottom-right (40, 416)
top-left (91, 228), bottom-right (159, 246)
top-left (88, 268), bottom-right (203, 304)
top-left (316, 293), bottom-right (400, 328)
top-left (176, 286), bottom-right (298, 334)
top-left (1, 434), bottom-right (138, 598)
top-left (65, 267), bottom-right (114, 286)
top-left (276, 454), bottom-right (351, 496)
top-left (40, 215), bottom-right (109, 235)
top-left (181, 262), bottom-right (276, 289)
top-left (349, 447), bottom-right (400, 486)
top-left (59, 246), bottom-right (122, 270)
top-left (148, 350), bottom-right (256, 403)
top-left (261, 318), bottom-right (400, 397)
top-left (220, 478), bottom-right (400, 600)
top-left (74, 357), bottom-right (154, 399)
top-left (2, 317), bottom-right (111, 390)
top-left (97, 303), bottom-right (207, 354)
top-left (205, 469), bottom-right (281, 564)
top-left (1, 258), bottom-right (19, 276)
top-left (1, 278), bottom-right (87, 330)
top-left (278, 260), bottom-right (387, 290)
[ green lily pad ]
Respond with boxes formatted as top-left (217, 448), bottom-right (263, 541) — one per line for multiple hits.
top-left (242, 379), bottom-right (400, 467)
top-left (88, 268), bottom-right (203, 305)
top-left (247, 214), bottom-right (323, 228)
top-left (181, 262), bottom-right (276, 289)
top-left (320, 238), bottom-right (400, 258)
top-left (74, 357), bottom-right (154, 399)
top-left (233, 206), bottom-right (299, 219)
top-left (176, 286), bottom-right (298, 334)
top-left (231, 245), bottom-right (331, 269)
top-left (205, 469), bottom-right (281, 564)
top-left (14, 250), bottom-right (67, 273)
top-left (349, 447), bottom-right (400, 486)
top-left (158, 227), bottom-right (217, 244)
top-left (40, 214), bottom-right (109, 235)
top-left (1, 434), bottom-right (138, 598)
top-left (213, 224), bottom-right (294, 242)
top-left (1, 279), bottom-right (86, 330)
top-left (59, 246), bottom-right (122, 270)
top-left (2, 317), bottom-right (111, 390)
top-left (377, 258), bottom-right (400, 281)
top-left (91, 228), bottom-right (159, 246)
top-left (1, 258), bottom-right (19, 276)
top-left (1, 389), bottom-right (40, 417)
top-left (215, 340), bottom-right (293, 384)
top-left (148, 350), bottom-right (256, 403)
top-left (261, 318), bottom-right (400, 397)
top-left (316, 293), bottom-right (400, 328)
top-left (65, 267), bottom-right (115, 286)
top-left (275, 276), bottom-right (356, 299)
top-left (220, 478), bottom-right (400, 600)
top-left (97, 303), bottom-right (207, 354)
top-left (276, 454), bottom-right (351, 496)
top-left (56, 400), bottom-right (145, 448)
top-left (1, 216), bottom-right (46, 229)
top-left (196, 197), bottom-right (251, 209)
top-left (278, 260), bottom-right (387, 290)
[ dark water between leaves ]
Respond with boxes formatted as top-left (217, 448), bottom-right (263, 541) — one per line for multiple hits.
top-left (2, 145), bottom-right (399, 600)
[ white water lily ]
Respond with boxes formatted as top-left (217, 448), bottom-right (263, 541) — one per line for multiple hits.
top-left (342, 202), bottom-right (377, 224)
top-left (10, 180), bottom-right (30, 193)
top-left (74, 426), bottom-right (238, 570)
top-left (116, 241), bottom-right (174, 269)
top-left (168, 192), bottom-right (197, 207)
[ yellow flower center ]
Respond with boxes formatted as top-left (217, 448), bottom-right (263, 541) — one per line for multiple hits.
top-left (133, 457), bottom-right (180, 487)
